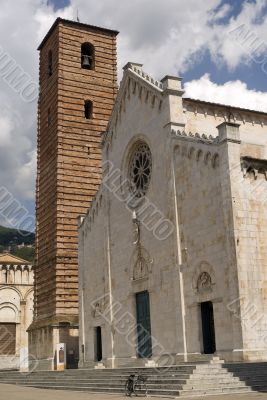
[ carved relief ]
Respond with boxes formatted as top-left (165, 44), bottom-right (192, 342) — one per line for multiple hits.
top-left (131, 246), bottom-right (153, 281)
top-left (192, 261), bottom-right (215, 294)
top-left (131, 211), bottom-right (153, 281)
top-left (91, 298), bottom-right (107, 318)
top-left (197, 272), bottom-right (212, 292)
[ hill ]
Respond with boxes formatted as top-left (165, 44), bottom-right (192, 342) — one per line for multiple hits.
top-left (0, 225), bottom-right (35, 262)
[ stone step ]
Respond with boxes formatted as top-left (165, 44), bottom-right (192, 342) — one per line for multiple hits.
top-left (1, 361), bottom-right (266, 397)
top-left (0, 378), bottom-right (188, 385)
top-left (179, 385), bottom-right (252, 397)
top-left (16, 384), bottom-right (186, 396)
top-left (183, 381), bottom-right (248, 389)
top-left (0, 372), bottom-right (193, 380)
top-left (9, 381), bottom-right (187, 390)
top-left (0, 368), bottom-right (196, 377)
top-left (14, 383), bottom-right (253, 397)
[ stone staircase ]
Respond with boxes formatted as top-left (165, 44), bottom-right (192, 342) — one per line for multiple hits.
top-left (0, 360), bottom-right (259, 397)
top-left (223, 362), bottom-right (267, 393)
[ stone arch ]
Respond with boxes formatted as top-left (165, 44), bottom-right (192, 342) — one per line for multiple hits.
top-left (24, 287), bottom-right (34, 302)
top-left (196, 149), bottom-right (203, 162)
top-left (204, 151), bottom-right (212, 165)
top-left (0, 302), bottom-right (19, 323)
top-left (0, 285), bottom-right (23, 301)
top-left (188, 146), bottom-right (195, 159)
top-left (212, 153), bottom-right (220, 168)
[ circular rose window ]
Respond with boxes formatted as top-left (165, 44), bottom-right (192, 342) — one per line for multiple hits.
top-left (128, 142), bottom-right (152, 199)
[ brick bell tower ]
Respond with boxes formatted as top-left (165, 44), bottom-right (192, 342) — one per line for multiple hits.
top-left (28, 18), bottom-right (118, 370)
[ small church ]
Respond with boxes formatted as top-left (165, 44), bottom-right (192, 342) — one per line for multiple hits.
top-left (0, 253), bottom-right (33, 370)
top-left (78, 62), bottom-right (267, 367)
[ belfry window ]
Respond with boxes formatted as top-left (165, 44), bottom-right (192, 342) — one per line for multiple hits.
top-left (48, 50), bottom-right (53, 77)
top-left (81, 43), bottom-right (94, 70)
top-left (84, 100), bottom-right (93, 119)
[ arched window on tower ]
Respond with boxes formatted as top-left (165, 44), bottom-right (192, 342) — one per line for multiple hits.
top-left (48, 50), bottom-right (53, 77)
top-left (81, 43), bottom-right (95, 70)
top-left (84, 100), bottom-right (93, 119)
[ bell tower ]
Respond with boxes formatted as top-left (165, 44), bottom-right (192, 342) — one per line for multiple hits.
top-left (28, 18), bottom-right (118, 370)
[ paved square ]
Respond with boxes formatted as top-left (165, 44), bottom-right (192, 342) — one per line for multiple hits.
top-left (1, 384), bottom-right (267, 400)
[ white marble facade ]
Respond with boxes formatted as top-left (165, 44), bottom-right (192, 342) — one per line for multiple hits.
top-left (78, 62), bottom-right (267, 368)
top-left (0, 254), bottom-right (33, 370)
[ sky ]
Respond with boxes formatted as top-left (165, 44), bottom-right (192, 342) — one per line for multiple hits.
top-left (0, 0), bottom-right (267, 231)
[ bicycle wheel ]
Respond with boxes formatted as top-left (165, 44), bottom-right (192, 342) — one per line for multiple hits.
top-left (133, 380), bottom-right (147, 397)
top-left (125, 378), bottom-right (134, 396)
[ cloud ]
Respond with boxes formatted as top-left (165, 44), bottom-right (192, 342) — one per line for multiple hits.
top-left (0, 1), bottom-right (73, 207)
top-left (0, 0), bottom-right (266, 226)
top-left (184, 73), bottom-right (267, 112)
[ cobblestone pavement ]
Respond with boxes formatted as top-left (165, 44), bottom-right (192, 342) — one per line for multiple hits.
top-left (1, 384), bottom-right (267, 400)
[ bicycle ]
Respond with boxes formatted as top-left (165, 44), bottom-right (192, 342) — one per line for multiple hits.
top-left (125, 374), bottom-right (148, 397)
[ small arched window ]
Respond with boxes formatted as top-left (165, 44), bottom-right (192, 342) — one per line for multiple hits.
top-left (84, 100), bottom-right (93, 119)
top-left (81, 43), bottom-right (95, 70)
top-left (48, 50), bottom-right (53, 77)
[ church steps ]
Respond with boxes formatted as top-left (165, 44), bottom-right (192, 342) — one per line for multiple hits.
top-left (1, 362), bottom-right (267, 397)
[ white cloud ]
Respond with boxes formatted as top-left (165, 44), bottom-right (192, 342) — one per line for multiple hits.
top-left (184, 73), bottom-right (267, 113)
top-left (0, 0), bottom-right (266, 216)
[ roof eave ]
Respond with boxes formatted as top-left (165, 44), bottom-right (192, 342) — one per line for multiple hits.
top-left (37, 17), bottom-right (119, 51)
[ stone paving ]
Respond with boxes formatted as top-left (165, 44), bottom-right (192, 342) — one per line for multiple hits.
top-left (0, 384), bottom-right (267, 400)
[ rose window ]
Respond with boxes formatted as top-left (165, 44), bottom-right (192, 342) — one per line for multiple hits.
top-left (128, 142), bottom-right (152, 198)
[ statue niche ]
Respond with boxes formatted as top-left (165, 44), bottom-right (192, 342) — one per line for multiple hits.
top-left (197, 271), bottom-right (212, 293)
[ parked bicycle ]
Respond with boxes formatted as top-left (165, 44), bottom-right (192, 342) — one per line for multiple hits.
top-left (125, 374), bottom-right (148, 396)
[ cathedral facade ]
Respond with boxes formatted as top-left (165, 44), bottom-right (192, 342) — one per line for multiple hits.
top-left (78, 62), bottom-right (267, 368)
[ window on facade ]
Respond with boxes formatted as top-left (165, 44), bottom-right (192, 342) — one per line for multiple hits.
top-left (84, 100), bottom-right (93, 119)
top-left (128, 142), bottom-right (152, 199)
top-left (81, 43), bottom-right (95, 70)
top-left (48, 50), bottom-right (53, 77)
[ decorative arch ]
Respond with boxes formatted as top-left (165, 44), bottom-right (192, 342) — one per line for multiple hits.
top-left (0, 302), bottom-right (19, 323)
top-left (81, 42), bottom-right (95, 70)
top-left (212, 153), bottom-right (220, 168)
top-left (24, 287), bottom-right (34, 302)
top-left (0, 285), bottom-right (23, 301)
top-left (196, 149), bottom-right (203, 162)
top-left (188, 147), bottom-right (195, 159)
top-left (204, 151), bottom-right (212, 165)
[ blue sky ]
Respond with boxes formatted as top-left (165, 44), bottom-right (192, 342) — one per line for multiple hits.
top-left (50, 0), bottom-right (267, 92)
top-left (49, 0), bottom-right (70, 11)
top-left (0, 0), bottom-right (267, 231)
